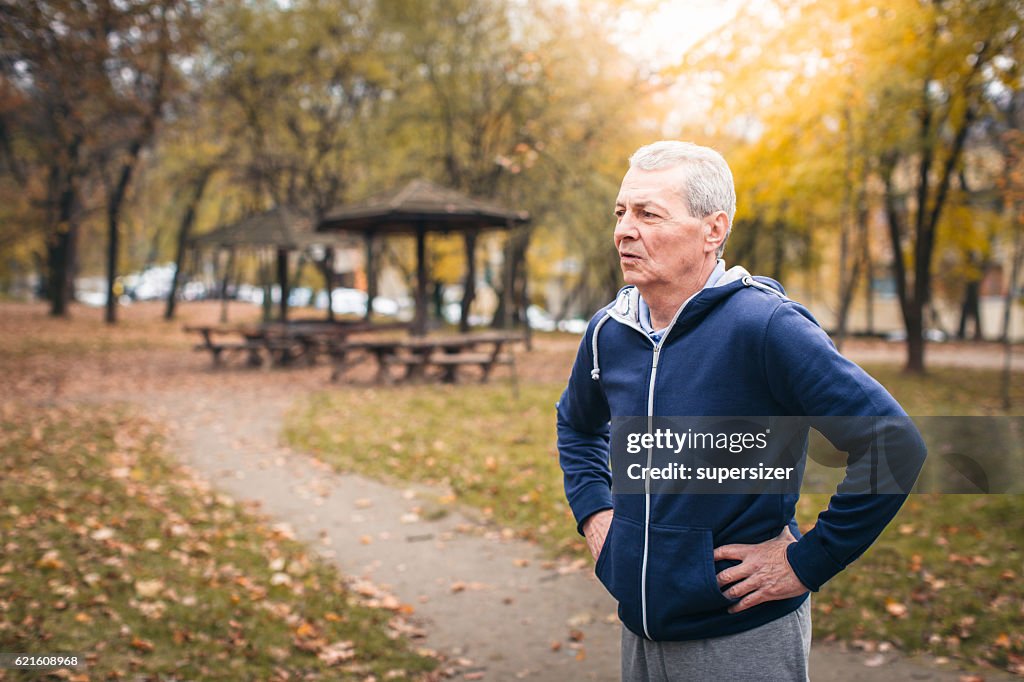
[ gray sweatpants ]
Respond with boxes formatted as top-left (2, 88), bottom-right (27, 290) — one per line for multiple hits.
top-left (621, 599), bottom-right (811, 682)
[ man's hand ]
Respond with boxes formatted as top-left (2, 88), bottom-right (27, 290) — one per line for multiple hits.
top-left (713, 527), bottom-right (809, 614)
top-left (582, 509), bottom-right (614, 562)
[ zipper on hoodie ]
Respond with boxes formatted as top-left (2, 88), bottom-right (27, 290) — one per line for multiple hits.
top-left (605, 271), bottom-right (752, 639)
top-left (625, 299), bottom-right (694, 641)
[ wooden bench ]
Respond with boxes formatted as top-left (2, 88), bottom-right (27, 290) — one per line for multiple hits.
top-left (427, 350), bottom-right (516, 383)
top-left (186, 326), bottom-right (266, 367)
top-left (191, 341), bottom-right (264, 366)
top-left (329, 331), bottom-right (524, 390)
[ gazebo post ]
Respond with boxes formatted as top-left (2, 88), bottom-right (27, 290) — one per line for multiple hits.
top-left (414, 221), bottom-right (428, 336)
top-left (500, 224), bottom-right (514, 329)
top-left (276, 247), bottom-right (289, 322)
top-left (219, 246), bottom-right (235, 324)
top-left (364, 231), bottom-right (376, 322)
top-left (324, 246), bottom-right (335, 322)
top-left (460, 230), bottom-right (477, 333)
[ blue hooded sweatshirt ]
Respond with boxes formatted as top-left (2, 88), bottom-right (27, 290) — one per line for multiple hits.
top-left (556, 266), bottom-right (927, 642)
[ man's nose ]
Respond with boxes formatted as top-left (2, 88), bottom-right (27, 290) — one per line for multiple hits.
top-left (614, 213), bottom-right (638, 241)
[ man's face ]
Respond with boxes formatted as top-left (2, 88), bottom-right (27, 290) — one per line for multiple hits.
top-left (613, 165), bottom-right (713, 294)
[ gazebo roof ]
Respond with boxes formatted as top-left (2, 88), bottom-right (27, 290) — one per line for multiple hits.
top-left (317, 179), bottom-right (530, 234)
top-left (192, 206), bottom-right (349, 250)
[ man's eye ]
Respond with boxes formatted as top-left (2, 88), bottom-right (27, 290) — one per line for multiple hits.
top-left (614, 209), bottom-right (625, 218)
top-left (642, 210), bottom-right (658, 219)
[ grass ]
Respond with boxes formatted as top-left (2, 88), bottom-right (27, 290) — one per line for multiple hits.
top-left (285, 365), bottom-right (1024, 675)
top-left (0, 404), bottom-right (438, 681)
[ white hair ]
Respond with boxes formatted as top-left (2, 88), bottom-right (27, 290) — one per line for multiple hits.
top-left (629, 141), bottom-right (736, 257)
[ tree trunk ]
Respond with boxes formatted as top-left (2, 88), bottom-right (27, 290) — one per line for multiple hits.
top-left (905, 303), bottom-right (926, 373)
top-left (48, 163), bottom-right (81, 317)
top-left (1002, 204), bottom-right (1023, 408)
top-left (47, 223), bottom-right (77, 317)
top-left (836, 106), bottom-right (855, 348)
top-left (862, 211), bottom-right (875, 335)
top-left (958, 279), bottom-right (982, 341)
top-left (165, 167), bottom-right (213, 320)
top-left (770, 218), bottom-right (785, 282)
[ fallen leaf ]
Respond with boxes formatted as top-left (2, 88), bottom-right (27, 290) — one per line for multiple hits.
top-left (317, 640), bottom-right (355, 666)
top-left (134, 579), bottom-right (164, 599)
top-left (295, 622), bottom-right (318, 639)
top-left (129, 637), bottom-right (154, 653)
top-left (90, 527), bottom-right (115, 541)
top-left (36, 550), bottom-right (64, 570)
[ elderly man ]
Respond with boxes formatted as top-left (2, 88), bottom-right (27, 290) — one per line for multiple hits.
top-left (556, 141), bottom-right (925, 681)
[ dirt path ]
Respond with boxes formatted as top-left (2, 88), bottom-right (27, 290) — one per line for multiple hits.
top-left (132, 368), bottom-right (1014, 681)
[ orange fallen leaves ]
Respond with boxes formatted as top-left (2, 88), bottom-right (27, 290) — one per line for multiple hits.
top-left (129, 636), bottom-right (154, 653)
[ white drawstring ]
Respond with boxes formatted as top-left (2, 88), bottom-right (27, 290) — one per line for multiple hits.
top-left (742, 275), bottom-right (787, 299)
top-left (590, 313), bottom-right (612, 380)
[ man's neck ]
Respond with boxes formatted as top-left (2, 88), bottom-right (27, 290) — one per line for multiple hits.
top-left (642, 287), bottom-right (695, 331)
top-left (640, 259), bottom-right (718, 330)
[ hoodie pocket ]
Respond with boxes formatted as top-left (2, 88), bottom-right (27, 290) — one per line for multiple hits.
top-left (644, 523), bottom-right (734, 636)
top-left (594, 515), bottom-right (644, 631)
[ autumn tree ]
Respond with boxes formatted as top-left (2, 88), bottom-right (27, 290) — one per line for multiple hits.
top-left (96, 0), bottom-right (203, 324)
top-left (673, 0), bottom-right (1024, 372)
top-left (377, 0), bottom-right (651, 329)
top-left (208, 0), bottom-right (388, 216)
top-left (0, 1), bottom-right (110, 315)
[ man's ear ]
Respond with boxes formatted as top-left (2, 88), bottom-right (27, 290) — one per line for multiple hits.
top-left (704, 211), bottom-right (730, 253)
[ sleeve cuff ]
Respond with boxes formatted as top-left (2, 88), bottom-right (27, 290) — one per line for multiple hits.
top-left (570, 482), bottom-right (613, 536)
top-left (786, 532), bottom-right (845, 591)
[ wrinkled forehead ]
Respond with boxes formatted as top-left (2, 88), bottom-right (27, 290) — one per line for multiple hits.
top-left (616, 165), bottom-right (689, 206)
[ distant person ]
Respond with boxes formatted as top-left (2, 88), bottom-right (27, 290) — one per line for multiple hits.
top-left (556, 141), bottom-right (927, 681)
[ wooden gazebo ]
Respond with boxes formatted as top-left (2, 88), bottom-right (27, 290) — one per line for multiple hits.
top-left (317, 179), bottom-right (530, 336)
top-left (191, 206), bottom-right (351, 322)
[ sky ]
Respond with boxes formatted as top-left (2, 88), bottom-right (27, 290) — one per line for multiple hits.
top-left (609, 0), bottom-right (747, 70)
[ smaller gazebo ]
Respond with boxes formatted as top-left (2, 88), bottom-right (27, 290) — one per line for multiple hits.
top-left (318, 179), bottom-right (530, 335)
top-left (191, 206), bottom-right (351, 321)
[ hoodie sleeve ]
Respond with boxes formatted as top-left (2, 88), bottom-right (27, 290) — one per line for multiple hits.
top-left (557, 316), bottom-right (614, 535)
top-left (762, 302), bottom-right (927, 591)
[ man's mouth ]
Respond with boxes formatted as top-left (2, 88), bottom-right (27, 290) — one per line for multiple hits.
top-left (619, 252), bottom-right (641, 261)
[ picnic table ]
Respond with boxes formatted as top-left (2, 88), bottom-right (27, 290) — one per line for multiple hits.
top-left (330, 330), bottom-right (525, 386)
top-left (185, 320), bottom-right (409, 368)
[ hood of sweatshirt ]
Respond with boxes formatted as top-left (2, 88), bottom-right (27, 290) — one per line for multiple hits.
top-left (588, 266), bottom-right (787, 381)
